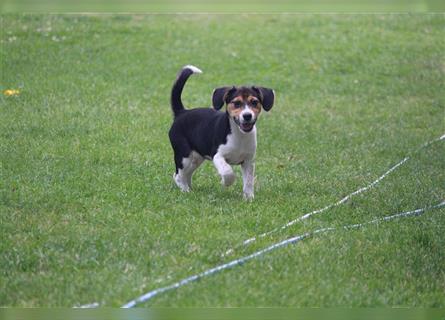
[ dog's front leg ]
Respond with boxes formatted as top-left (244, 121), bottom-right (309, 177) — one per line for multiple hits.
top-left (241, 159), bottom-right (255, 200)
top-left (213, 153), bottom-right (236, 187)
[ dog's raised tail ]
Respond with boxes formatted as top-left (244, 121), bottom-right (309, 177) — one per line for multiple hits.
top-left (171, 65), bottom-right (202, 117)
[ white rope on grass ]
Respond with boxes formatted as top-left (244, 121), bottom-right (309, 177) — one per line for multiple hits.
top-left (222, 134), bottom-right (445, 256)
top-left (121, 200), bottom-right (445, 308)
top-left (74, 302), bottom-right (100, 308)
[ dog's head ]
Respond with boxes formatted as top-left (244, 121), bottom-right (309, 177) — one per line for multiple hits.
top-left (212, 86), bottom-right (275, 133)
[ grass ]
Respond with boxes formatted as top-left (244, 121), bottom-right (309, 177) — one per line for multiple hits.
top-left (0, 13), bottom-right (444, 307)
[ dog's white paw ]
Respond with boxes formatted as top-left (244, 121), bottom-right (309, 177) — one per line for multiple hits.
top-left (173, 173), bottom-right (191, 192)
top-left (243, 192), bottom-right (254, 201)
top-left (221, 172), bottom-right (236, 187)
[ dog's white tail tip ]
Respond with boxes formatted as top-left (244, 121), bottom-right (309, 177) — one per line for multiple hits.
top-left (184, 65), bottom-right (203, 74)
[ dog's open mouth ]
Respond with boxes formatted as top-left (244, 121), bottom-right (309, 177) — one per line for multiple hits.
top-left (239, 121), bottom-right (255, 132)
top-left (233, 117), bottom-right (256, 132)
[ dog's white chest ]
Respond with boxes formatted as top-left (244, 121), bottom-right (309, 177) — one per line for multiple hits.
top-left (217, 129), bottom-right (257, 165)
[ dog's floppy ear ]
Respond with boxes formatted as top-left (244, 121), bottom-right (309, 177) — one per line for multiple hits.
top-left (212, 86), bottom-right (235, 110)
top-left (253, 86), bottom-right (275, 111)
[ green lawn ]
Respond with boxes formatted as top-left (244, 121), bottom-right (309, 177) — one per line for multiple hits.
top-left (1, 14), bottom-right (444, 307)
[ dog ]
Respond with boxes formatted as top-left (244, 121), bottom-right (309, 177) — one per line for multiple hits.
top-left (168, 65), bottom-right (275, 200)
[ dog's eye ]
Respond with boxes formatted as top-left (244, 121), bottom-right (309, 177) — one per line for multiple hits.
top-left (232, 101), bottom-right (242, 108)
top-left (250, 100), bottom-right (259, 107)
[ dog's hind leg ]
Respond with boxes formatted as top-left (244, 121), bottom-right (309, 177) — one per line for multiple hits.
top-left (173, 150), bottom-right (203, 192)
top-left (171, 133), bottom-right (192, 192)
top-left (183, 151), bottom-right (204, 188)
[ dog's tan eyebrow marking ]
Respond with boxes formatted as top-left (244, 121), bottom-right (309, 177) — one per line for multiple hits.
top-left (247, 96), bottom-right (261, 111)
top-left (230, 98), bottom-right (244, 105)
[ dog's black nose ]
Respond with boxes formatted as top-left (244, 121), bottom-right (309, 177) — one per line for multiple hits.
top-left (242, 113), bottom-right (252, 121)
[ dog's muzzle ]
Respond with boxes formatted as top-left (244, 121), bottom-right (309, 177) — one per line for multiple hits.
top-left (234, 117), bottom-right (256, 133)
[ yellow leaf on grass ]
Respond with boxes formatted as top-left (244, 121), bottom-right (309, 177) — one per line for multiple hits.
top-left (3, 89), bottom-right (20, 97)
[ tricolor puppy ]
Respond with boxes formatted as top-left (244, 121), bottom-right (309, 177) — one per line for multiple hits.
top-left (168, 65), bottom-right (275, 200)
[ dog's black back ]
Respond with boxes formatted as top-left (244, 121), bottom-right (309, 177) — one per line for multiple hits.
top-left (169, 108), bottom-right (231, 162)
